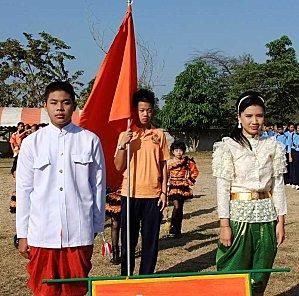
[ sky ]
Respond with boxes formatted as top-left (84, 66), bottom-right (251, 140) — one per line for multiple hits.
top-left (1, 0), bottom-right (298, 99)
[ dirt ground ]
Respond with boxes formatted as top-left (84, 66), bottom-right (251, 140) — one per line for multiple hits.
top-left (0, 153), bottom-right (298, 296)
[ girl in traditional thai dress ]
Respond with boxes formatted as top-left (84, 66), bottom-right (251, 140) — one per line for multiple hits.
top-left (212, 91), bottom-right (287, 296)
top-left (167, 140), bottom-right (199, 238)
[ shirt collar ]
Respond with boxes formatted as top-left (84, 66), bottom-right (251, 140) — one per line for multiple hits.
top-left (48, 122), bottom-right (74, 135)
top-left (131, 123), bottom-right (156, 135)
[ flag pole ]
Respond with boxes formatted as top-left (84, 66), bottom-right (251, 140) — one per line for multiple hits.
top-left (126, 118), bottom-right (131, 276)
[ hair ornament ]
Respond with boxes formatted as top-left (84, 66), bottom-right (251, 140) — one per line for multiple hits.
top-left (237, 95), bottom-right (265, 113)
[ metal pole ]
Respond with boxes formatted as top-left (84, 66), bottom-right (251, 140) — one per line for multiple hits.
top-left (126, 118), bottom-right (131, 276)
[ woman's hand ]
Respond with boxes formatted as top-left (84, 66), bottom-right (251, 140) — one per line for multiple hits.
top-left (276, 221), bottom-right (285, 247)
top-left (220, 226), bottom-right (232, 247)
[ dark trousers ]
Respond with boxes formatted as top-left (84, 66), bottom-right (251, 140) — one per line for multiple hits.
top-left (120, 197), bottom-right (162, 276)
top-left (291, 149), bottom-right (299, 185)
top-left (284, 153), bottom-right (291, 184)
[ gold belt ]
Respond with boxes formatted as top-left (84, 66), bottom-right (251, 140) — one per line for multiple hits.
top-left (230, 191), bottom-right (272, 201)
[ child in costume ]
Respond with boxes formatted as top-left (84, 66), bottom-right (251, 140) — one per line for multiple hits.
top-left (167, 140), bottom-right (199, 238)
top-left (212, 91), bottom-right (287, 296)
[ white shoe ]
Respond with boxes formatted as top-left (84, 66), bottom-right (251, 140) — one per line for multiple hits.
top-left (285, 184), bottom-right (291, 186)
top-left (296, 185), bottom-right (299, 190)
top-left (292, 185), bottom-right (296, 189)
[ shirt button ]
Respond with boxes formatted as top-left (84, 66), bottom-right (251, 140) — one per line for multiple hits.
top-left (59, 169), bottom-right (63, 173)
top-left (59, 187), bottom-right (63, 191)
top-left (60, 152), bottom-right (63, 156)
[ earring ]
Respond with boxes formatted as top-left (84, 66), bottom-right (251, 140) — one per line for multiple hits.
top-left (238, 122), bottom-right (242, 129)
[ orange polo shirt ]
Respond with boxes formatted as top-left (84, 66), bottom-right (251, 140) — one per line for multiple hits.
top-left (10, 132), bottom-right (23, 149)
top-left (117, 125), bottom-right (170, 198)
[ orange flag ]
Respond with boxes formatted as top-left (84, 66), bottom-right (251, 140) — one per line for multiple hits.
top-left (79, 5), bottom-right (137, 190)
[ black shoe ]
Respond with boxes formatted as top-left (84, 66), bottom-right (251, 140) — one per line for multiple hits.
top-left (13, 234), bottom-right (19, 249)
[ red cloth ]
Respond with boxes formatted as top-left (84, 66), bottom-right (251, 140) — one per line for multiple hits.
top-left (79, 4), bottom-right (137, 191)
top-left (27, 246), bottom-right (93, 296)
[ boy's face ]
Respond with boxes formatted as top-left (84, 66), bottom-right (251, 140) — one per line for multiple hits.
top-left (17, 123), bottom-right (24, 132)
top-left (277, 127), bottom-right (284, 134)
top-left (137, 101), bottom-right (153, 126)
top-left (289, 125), bottom-right (295, 132)
top-left (44, 90), bottom-right (75, 129)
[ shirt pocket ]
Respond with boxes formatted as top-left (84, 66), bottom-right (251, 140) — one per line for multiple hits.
top-left (71, 153), bottom-right (93, 165)
top-left (33, 156), bottom-right (50, 170)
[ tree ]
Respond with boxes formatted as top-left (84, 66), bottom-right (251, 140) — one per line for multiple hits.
top-left (158, 59), bottom-right (229, 151)
top-left (227, 36), bottom-right (299, 122)
top-left (0, 32), bottom-right (83, 107)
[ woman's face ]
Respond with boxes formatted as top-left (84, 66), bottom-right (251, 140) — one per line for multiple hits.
top-left (238, 105), bottom-right (264, 137)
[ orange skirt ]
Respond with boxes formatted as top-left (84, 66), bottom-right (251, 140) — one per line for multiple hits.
top-left (168, 178), bottom-right (193, 199)
top-left (105, 190), bottom-right (122, 219)
top-left (27, 245), bottom-right (93, 296)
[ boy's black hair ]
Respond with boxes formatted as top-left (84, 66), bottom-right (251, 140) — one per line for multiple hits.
top-left (287, 122), bottom-right (295, 127)
top-left (44, 81), bottom-right (76, 104)
top-left (132, 88), bottom-right (155, 108)
top-left (17, 122), bottom-right (24, 127)
top-left (276, 123), bottom-right (284, 129)
top-left (170, 140), bottom-right (186, 153)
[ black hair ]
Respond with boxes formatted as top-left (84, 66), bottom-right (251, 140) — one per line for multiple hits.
top-left (17, 122), bottom-right (24, 127)
top-left (230, 90), bottom-right (265, 149)
top-left (170, 140), bottom-right (187, 153)
top-left (276, 123), bottom-right (284, 129)
top-left (44, 81), bottom-right (76, 104)
top-left (132, 88), bottom-right (155, 108)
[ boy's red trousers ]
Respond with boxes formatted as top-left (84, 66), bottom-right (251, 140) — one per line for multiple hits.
top-left (27, 245), bottom-right (93, 296)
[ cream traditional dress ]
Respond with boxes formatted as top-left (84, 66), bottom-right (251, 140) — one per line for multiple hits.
top-left (212, 136), bottom-right (287, 293)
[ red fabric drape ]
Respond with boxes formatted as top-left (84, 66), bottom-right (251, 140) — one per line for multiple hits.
top-left (79, 5), bottom-right (137, 190)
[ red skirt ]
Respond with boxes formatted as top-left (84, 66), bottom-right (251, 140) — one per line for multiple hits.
top-left (27, 245), bottom-right (93, 296)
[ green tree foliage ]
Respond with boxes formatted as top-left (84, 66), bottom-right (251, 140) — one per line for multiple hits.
top-left (159, 35), bottom-right (299, 150)
top-left (157, 59), bottom-right (229, 151)
top-left (0, 32), bottom-right (83, 107)
top-left (228, 36), bottom-right (299, 122)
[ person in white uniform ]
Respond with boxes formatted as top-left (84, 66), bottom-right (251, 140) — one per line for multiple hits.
top-left (16, 81), bottom-right (106, 296)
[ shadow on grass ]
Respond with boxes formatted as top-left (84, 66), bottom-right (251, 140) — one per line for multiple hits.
top-left (276, 284), bottom-right (299, 296)
top-left (158, 224), bottom-right (218, 252)
top-left (157, 249), bottom-right (217, 274)
top-left (183, 206), bottom-right (216, 220)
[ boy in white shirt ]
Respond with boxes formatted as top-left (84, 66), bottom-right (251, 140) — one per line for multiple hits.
top-left (16, 81), bottom-right (106, 296)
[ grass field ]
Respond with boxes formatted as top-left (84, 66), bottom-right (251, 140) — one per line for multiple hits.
top-left (0, 153), bottom-right (298, 295)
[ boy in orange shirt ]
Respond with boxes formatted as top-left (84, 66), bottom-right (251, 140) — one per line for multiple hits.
top-left (114, 89), bottom-right (170, 275)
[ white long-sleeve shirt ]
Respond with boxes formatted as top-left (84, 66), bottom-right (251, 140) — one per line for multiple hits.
top-left (16, 122), bottom-right (106, 248)
top-left (212, 136), bottom-right (287, 222)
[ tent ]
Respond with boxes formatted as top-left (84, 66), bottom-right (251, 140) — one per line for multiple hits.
top-left (0, 107), bottom-right (81, 127)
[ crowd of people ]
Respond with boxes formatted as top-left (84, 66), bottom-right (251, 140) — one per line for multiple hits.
top-left (10, 81), bottom-right (290, 296)
top-left (261, 122), bottom-right (299, 190)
